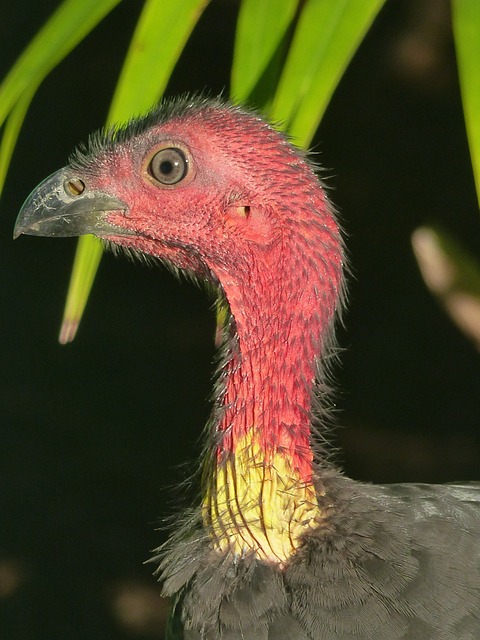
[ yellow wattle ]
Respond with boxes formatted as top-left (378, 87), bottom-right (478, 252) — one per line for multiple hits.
top-left (203, 431), bottom-right (322, 564)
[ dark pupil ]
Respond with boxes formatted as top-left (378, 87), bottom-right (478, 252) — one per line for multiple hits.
top-left (160, 160), bottom-right (174, 175)
top-left (149, 147), bottom-right (187, 185)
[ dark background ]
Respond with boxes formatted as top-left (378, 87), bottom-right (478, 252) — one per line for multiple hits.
top-left (1, 0), bottom-right (479, 638)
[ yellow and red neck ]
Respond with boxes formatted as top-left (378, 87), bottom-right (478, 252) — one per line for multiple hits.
top-left (200, 181), bottom-right (343, 563)
top-left (202, 256), bottom-right (337, 563)
top-left (203, 432), bottom-right (320, 564)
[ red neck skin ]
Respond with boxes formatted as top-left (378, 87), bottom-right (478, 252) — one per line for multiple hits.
top-left (210, 207), bottom-right (343, 487)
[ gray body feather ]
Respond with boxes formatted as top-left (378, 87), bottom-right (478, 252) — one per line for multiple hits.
top-left (158, 475), bottom-right (480, 640)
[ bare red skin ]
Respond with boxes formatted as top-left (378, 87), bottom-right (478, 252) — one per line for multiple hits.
top-left (81, 103), bottom-right (344, 484)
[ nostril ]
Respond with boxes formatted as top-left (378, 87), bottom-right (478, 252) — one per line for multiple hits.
top-left (64, 178), bottom-right (85, 197)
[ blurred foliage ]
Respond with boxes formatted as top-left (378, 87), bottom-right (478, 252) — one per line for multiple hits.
top-left (412, 225), bottom-right (480, 350)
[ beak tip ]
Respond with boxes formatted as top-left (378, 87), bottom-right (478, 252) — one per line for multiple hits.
top-left (13, 207), bottom-right (41, 239)
top-left (13, 219), bottom-right (27, 240)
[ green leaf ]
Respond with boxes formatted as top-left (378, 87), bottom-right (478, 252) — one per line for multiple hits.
top-left (107, 0), bottom-right (210, 124)
top-left (59, 236), bottom-right (104, 345)
top-left (59, 0), bottom-right (210, 343)
top-left (0, 0), bottom-right (121, 194)
top-left (451, 0), bottom-right (480, 210)
top-left (231, 0), bottom-right (299, 107)
top-left (271, 0), bottom-right (386, 148)
top-left (0, 83), bottom-right (38, 194)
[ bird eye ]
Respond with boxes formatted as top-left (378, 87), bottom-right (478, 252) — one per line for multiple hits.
top-left (148, 147), bottom-right (188, 185)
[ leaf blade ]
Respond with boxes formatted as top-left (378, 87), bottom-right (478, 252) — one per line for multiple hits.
top-left (0, 0), bottom-right (121, 126)
top-left (451, 0), bottom-right (480, 209)
top-left (271, 0), bottom-right (386, 148)
top-left (0, 83), bottom-right (38, 195)
top-left (108, 0), bottom-right (210, 123)
top-left (231, 0), bottom-right (299, 106)
top-left (0, 0), bottom-right (121, 195)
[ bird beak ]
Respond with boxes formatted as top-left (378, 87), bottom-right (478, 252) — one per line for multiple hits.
top-left (14, 167), bottom-right (129, 239)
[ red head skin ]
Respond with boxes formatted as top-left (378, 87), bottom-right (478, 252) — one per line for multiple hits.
top-left (73, 100), bottom-right (344, 556)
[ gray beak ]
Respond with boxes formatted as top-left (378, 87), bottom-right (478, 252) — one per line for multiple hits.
top-left (14, 167), bottom-right (128, 239)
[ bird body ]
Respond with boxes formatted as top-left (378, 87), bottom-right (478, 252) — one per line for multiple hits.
top-left (162, 478), bottom-right (480, 639)
top-left (15, 97), bottom-right (480, 639)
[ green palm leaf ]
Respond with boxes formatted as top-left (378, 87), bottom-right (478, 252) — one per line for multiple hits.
top-left (452, 0), bottom-right (480, 209)
top-left (0, 0), bottom-right (121, 196)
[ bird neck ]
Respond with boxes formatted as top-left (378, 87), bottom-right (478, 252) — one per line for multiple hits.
top-left (202, 235), bottom-right (341, 564)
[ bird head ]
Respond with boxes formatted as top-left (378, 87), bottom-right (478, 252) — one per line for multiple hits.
top-left (15, 97), bottom-right (343, 326)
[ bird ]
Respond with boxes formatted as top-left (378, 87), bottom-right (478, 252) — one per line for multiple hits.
top-left (15, 95), bottom-right (480, 639)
